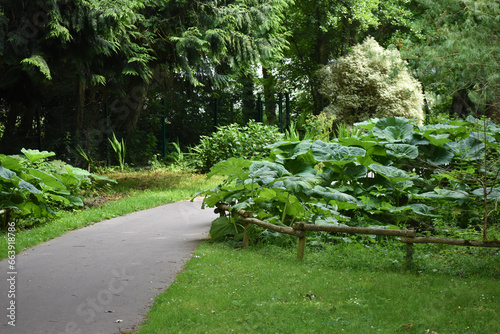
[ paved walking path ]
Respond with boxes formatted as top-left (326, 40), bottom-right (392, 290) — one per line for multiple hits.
top-left (0, 198), bottom-right (216, 334)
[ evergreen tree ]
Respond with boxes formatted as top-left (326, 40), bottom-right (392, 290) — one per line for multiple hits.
top-left (403, 0), bottom-right (499, 120)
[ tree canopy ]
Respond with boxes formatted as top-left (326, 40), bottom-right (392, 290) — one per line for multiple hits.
top-left (402, 0), bottom-right (499, 120)
top-left (0, 0), bottom-right (497, 163)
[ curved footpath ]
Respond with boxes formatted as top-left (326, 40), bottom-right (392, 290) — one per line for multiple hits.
top-left (1, 198), bottom-right (216, 334)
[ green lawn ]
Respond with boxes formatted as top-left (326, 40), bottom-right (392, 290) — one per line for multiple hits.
top-left (136, 242), bottom-right (499, 334)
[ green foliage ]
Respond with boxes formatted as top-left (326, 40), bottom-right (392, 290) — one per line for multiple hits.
top-left (277, 0), bottom-right (414, 115)
top-left (404, 0), bottom-right (499, 116)
top-left (192, 120), bottom-right (284, 173)
top-left (20, 54), bottom-right (52, 80)
top-left (200, 116), bottom-right (500, 243)
top-left (0, 149), bottom-right (115, 230)
top-left (148, 0), bottom-right (292, 87)
top-left (108, 132), bottom-right (127, 171)
top-left (303, 113), bottom-right (335, 141)
top-left (319, 37), bottom-right (425, 125)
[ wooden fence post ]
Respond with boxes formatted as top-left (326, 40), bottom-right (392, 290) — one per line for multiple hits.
top-left (294, 223), bottom-right (306, 260)
top-left (405, 242), bottom-right (414, 268)
top-left (242, 223), bottom-right (251, 248)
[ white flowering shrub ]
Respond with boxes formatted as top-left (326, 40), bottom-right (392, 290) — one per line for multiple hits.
top-left (319, 37), bottom-right (424, 125)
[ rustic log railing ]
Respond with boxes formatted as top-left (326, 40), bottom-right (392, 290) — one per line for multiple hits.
top-left (215, 203), bottom-right (500, 262)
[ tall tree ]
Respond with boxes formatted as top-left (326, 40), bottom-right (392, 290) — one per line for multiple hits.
top-left (278, 0), bottom-right (382, 115)
top-left (0, 0), bottom-right (292, 157)
top-left (0, 0), bottom-right (152, 153)
top-left (402, 0), bottom-right (499, 120)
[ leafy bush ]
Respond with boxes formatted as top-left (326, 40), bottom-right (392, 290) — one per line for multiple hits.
top-left (319, 37), bottom-right (424, 125)
top-left (200, 116), bottom-right (500, 243)
top-left (192, 120), bottom-right (284, 173)
top-left (0, 149), bottom-right (115, 229)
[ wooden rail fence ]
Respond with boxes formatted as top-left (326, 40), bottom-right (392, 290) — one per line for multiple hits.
top-left (215, 203), bottom-right (500, 262)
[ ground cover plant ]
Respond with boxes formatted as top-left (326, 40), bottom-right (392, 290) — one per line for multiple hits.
top-left (0, 168), bottom-right (221, 260)
top-left (200, 116), bottom-right (500, 243)
top-left (0, 149), bottom-right (114, 230)
top-left (136, 241), bottom-right (500, 333)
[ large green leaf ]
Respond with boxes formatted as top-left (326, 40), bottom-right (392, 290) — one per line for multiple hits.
top-left (21, 148), bottom-right (56, 162)
top-left (250, 161), bottom-right (289, 177)
top-left (249, 161), bottom-right (290, 186)
top-left (311, 140), bottom-right (366, 163)
top-left (0, 155), bottom-right (22, 171)
top-left (471, 187), bottom-right (500, 200)
top-left (208, 157), bottom-right (252, 180)
top-left (283, 175), bottom-right (322, 194)
top-left (418, 124), bottom-right (466, 136)
top-left (369, 164), bottom-right (417, 183)
top-left (337, 137), bottom-right (380, 152)
top-left (255, 188), bottom-right (277, 202)
top-left (419, 145), bottom-right (454, 165)
top-left (423, 133), bottom-right (452, 146)
top-left (407, 203), bottom-right (436, 216)
top-left (269, 140), bottom-right (313, 161)
top-left (372, 117), bottom-right (414, 142)
top-left (66, 195), bottom-right (84, 207)
top-left (385, 144), bottom-right (419, 159)
top-left (209, 217), bottom-right (243, 242)
top-left (354, 119), bottom-right (377, 131)
top-left (47, 193), bottom-right (71, 205)
top-left (283, 159), bottom-right (317, 176)
top-left (17, 178), bottom-right (41, 194)
top-left (27, 168), bottom-right (66, 190)
top-left (419, 188), bottom-right (469, 203)
top-left (54, 173), bottom-right (80, 187)
top-left (448, 138), bottom-right (485, 160)
top-left (0, 165), bottom-right (16, 181)
top-left (342, 163), bottom-right (368, 180)
top-left (308, 186), bottom-right (358, 204)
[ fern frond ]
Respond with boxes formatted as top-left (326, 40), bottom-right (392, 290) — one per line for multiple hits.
top-left (20, 54), bottom-right (52, 80)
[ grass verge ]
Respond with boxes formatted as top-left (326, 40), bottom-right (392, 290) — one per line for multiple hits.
top-left (136, 241), bottom-right (500, 334)
top-left (0, 169), bottom-right (220, 260)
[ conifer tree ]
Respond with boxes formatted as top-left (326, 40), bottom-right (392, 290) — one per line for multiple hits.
top-left (403, 0), bottom-right (499, 120)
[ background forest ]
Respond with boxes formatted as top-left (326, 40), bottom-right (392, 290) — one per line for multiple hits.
top-left (0, 0), bottom-right (498, 166)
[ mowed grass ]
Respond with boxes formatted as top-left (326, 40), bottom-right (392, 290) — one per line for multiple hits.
top-left (136, 242), bottom-right (500, 334)
top-left (0, 169), bottom-right (221, 259)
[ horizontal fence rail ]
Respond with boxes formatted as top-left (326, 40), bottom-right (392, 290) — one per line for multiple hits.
top-left (215, 203), bottom-right (500, 262)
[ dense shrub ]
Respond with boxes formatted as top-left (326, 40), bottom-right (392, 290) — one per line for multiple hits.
top-left (319, 37), bottom-right (424, 125)
top-left (0, 149), bottom-right (114, 229)
top-left (192, 120), bottom-right (284, 173)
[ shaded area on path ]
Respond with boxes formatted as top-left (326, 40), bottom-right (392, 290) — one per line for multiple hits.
top-left (0, 198), bottom-right (215, 334)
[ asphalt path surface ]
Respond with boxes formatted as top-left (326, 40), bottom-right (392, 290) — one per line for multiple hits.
top-left (0, 198), bottom-right (216, 334)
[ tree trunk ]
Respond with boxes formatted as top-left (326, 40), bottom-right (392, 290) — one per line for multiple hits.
top-left (239, 71), bottom-right (255, 123)
top-left (450, 89), bottom-right (476, 118)
top-left (75, 76), bottom-right (86, 139)
top-left (262, 67), bottom-right (276, 125)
